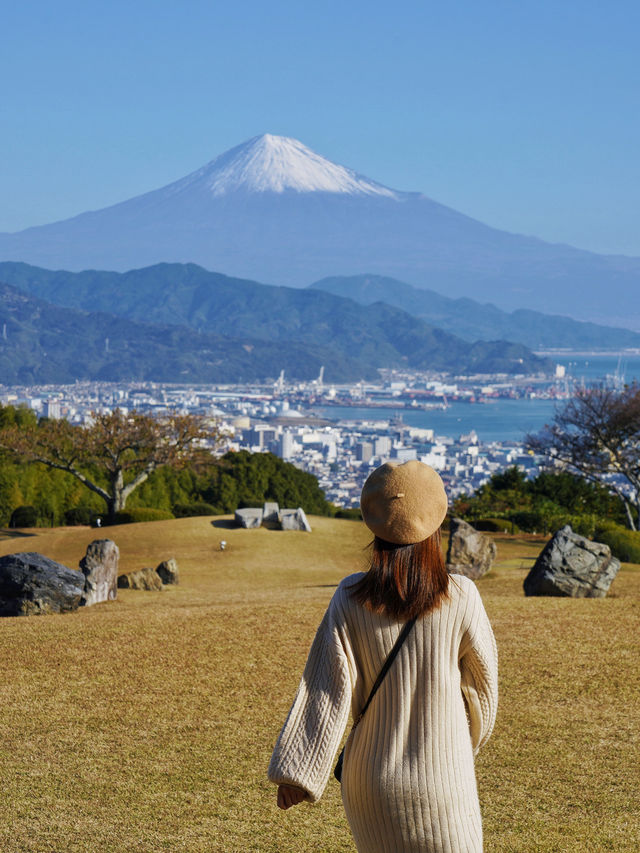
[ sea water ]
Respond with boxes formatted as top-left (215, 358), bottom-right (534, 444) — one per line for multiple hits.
top-left (314, 354), bottom-right (640, 443)
top-left (554, 353), bottom-right (640, 385)
top-left (313, 399), bottom-right (557, 443)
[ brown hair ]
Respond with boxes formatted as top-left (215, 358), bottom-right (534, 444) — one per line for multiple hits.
top-left (350, 528), bottom-right (449, 620)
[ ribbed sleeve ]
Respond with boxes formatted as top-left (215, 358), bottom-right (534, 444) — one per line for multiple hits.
top-left (267, 590), bottom-right (356, 802)
top-left (458, 578), bottom-right (499, 755)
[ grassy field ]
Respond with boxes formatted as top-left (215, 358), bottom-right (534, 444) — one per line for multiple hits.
top-left (0, 517), bottom-right (638, 852)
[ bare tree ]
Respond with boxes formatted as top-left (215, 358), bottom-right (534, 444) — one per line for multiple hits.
top-left (526, 383), bottom-right (640, 530)
top-left (0, 409), bottom-right (218, 520)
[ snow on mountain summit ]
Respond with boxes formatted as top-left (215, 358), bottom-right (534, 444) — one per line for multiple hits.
top-left (179, 134), bottom-right (400, 198)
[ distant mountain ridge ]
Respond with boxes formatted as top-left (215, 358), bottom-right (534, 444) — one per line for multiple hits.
top-left (0, 281), bottom-right (356, 385)
top-left (309, 274), bottom-right (640, 350)
top-left (0, 134), bottom-right (637, 329)
top-left (0, 262), bottom-right (551, 382)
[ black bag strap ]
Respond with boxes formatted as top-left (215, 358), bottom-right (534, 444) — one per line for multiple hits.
top-left (351, 616), bottom-right (417, 730)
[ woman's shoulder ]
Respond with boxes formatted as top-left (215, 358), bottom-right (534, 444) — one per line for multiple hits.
top-left (447, 573), bottom-right (482, 602)
top-left (330, 572), bottom-right (365, 611)
top-left (339, 571), bottom-right (366, 588)
top-left (335, 572), bottom-right (365, 597)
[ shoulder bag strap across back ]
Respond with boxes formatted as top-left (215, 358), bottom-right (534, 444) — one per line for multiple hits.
top-left (334, 615), bottom-right (417, 782)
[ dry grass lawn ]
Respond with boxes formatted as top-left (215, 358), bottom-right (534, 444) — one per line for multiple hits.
top-left (0, 517), bottom-right (638, 852)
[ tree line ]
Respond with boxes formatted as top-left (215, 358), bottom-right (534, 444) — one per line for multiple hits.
top-left (0, 405), bottom-right (332, 526)
top-left (1, 380), bottom-right (638, 540)
top-left (453, 466), bottom-right (627, 534)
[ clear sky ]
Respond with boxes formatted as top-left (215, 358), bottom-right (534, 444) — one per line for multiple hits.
top-left (2, 0), bottom-right (639, 255)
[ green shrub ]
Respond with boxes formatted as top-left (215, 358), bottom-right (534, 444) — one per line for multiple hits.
top-left (472, 517), bottom-right (520, 534)
top-left (110, 507), bottom-right (175, 525)
top-left (594, 522), bottom-right (640, 564)
top-left (333, 508), bottom-right (362, 521)
top-left (509, 510), bottom-right (544, 532)
top-left (172, 502), bottom-right (217, 518)
top-left (566, 514), bottom-right (598, 538)
top-left (547, 514), bottom-right (598, 539)
top-left (64, 506), bottom-right (95, 526)
top-left (9, 505), bottom-right (39, 528)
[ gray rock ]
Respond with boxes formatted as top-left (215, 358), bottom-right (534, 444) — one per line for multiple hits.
top-left (262, 502), bottom-right (280, 523)
top-left (235, 507), bottom-right (263, 528)
top-left (79, 539), bottom-right (119, 606)
top-left (446, 517), bottom-right (497, 580)
top-left (156, 558), bottom-right (179, 585)
top-left (117, 568), bottom-right (163, 591)
top-left (0, 552), bottom-right (84, 617)
top-left (524, 525), bottom-right (620, 598)
top-left (280, 508), bottom-right (312, 532)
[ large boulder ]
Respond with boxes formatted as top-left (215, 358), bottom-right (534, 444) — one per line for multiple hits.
top-left (79, 539), bottom-right (119, 606)
top-left (524, 525), bottom-right (620, 598)
top-left (262, 502), bottom-right (280, 523)
top-left (0, 552), bottom-right (84, 617)
top-left (156, 558), bottom-right (179, 585)
top-left (446, 517), bottom-right (497, 580)
top-left (280, 508), bottom-right (312, 532)
top-left (235, 508), bottom-right (263, 528)
top-left (117, 568), bottom-right (163, 591)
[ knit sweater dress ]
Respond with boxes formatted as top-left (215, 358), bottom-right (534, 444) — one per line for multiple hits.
top-left (268, 573), bottom-right (498, 853)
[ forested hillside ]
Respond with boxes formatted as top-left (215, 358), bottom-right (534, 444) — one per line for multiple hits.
top-left (0, 406), bottom-right (331, 526)
top-left (0, 262), bottom-right (551, 377)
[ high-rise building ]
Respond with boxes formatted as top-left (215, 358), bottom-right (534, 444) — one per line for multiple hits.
top-left (356, 441), bottom-right (374, 462)
top-left (374, 436), bottom-right (392, 457)
top-left (277, 431), bottom-right (295, 460)
top-left (45, 400), bottom-right (61, 419)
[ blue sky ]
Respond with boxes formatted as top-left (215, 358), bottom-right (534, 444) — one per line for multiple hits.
top-left (3, 0), bottom-right (639, 255)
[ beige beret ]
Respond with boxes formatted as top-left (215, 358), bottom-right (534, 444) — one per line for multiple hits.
top-left (360, 460), bottom-right (448, 545)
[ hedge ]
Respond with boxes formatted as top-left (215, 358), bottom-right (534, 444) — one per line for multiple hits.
top-left (172, 502), bottom-right (218, 518)
top-left (594, 522), bottom-right (640, 564)
top-left (9, 505), bottom-right (39, 528)
top-left (110, 508), bottom-right (175, 525)
top-left (64, 506), bottom-right (95, 526)
top-left (472, 517), bottom-right (520, 534)
top-left (333, 508), bottom-right (362, 521)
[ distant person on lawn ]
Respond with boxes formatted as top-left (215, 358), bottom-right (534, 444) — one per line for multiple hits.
top-left (268, 460), bottom-right (498, 852)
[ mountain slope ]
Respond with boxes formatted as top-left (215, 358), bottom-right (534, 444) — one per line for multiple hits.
top-left (1, 134), bottom-right (638, 328)
top-left (183, 133), bottom-right (398, 197)
top-left (0, 262), bottom-right (551, 377)
top-left (0, 283), bottom-right (364, 385)
top-left (310, 274), bottom-right (640, 349)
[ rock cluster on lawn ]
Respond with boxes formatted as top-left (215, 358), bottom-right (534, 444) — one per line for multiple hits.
top-left (0, 552), bottom-right (85, 616)
top-left (156, 558), bottom-right (179, 585)
top-left (280, 507), bottom-right (312, 532)
top-left (524, 525), bottom-right (620, 598)
top-left (262, 502), bottom-right (280, 523)
top-left (234, 502), bottom-right (312, 532)
top-left (446, 517), bottom-right (496, 580)
top-left (235, 507), bottom-right (263, 528)
top-left (117, 567), bottom-right (164, 591)
top-left (0, 542), bottom-right (177, 614)
top-left (80, 539), bottom-right (119, 606)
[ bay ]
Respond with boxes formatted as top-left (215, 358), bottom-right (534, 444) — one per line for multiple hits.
top-left (312, 355), bottom-right (640, 443)
top-left (552, 353), bottom-right (640, 384)
top-left (313, 399), bottom-right (559, 443)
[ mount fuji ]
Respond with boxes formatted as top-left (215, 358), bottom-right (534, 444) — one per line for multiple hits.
top-left (1, 133), bottom-right (638, 329)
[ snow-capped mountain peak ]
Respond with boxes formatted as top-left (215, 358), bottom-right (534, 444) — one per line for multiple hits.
top-left (180, 134), bottom-right (400, 198)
